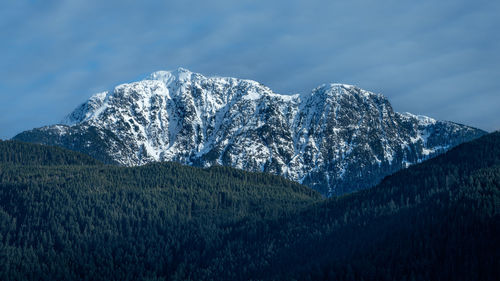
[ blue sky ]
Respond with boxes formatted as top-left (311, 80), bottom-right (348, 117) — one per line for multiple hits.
top-left (1, 0), bottom-right (499, 139)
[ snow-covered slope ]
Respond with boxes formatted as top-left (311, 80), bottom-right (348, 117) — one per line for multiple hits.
top-left (14, 68), bottom-right (486, 196)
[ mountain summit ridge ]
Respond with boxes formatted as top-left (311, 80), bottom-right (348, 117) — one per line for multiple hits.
top-left (14, 68), bottom-right (486, 196)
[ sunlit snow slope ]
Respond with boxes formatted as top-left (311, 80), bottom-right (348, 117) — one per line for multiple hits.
top-left (14, 68), bottom-right (486, 196)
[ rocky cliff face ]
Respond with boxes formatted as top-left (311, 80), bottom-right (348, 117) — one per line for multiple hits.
top-left (14, 68), bottom-right (486, 196)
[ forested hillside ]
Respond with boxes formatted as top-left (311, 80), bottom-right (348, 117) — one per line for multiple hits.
top-left (0, 140), bottom-right (102, 166)
top-left (201, 131), bottom-right (500, 280)
top-left (0, 133), bottom-right (499, 280)
top-left (0, 141), bottom-right (320, 280)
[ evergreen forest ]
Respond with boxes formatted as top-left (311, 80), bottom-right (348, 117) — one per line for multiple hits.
top-left (0, 133), bottom-right (498, 280)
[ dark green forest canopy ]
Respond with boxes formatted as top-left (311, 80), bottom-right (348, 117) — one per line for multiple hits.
top-left (0, 140), bottom-right (102, 166)
top-left (225, 132), bottom-right (500, 280)
top-left (0, 133), bottom-right (499, 280)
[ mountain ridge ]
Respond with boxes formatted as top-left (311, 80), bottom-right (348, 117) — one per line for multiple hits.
top-left (13, 67), bottom-right (486, 196)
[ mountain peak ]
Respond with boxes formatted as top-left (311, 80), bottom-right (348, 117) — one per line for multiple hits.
top-left (309, 83), bottom-right (384, 103)
top-left (176, 66), bottom-right (191, 73)
top-left (173, 67), bottom-right (196, 82)
top-left (401, 112), bottom-right (437, 126)
top-left (14, 68), bottom-right (486, 196)
top-left (148, 67), bottom-right (196, 83)
top-left (326, 83), bottom-right (356, 89)
top-left (148, 70), bottom-right (175, 82)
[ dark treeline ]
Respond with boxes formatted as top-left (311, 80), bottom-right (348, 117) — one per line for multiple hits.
top-left (211, 132), bottom-right (500, 280)
top-left (0, 133), bottom-right (499, 280)
top-left (0, 140), bottom-right (101, 166)
top-left (0, 140), bottom-right (321, 281)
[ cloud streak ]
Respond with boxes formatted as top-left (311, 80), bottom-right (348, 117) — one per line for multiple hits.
top-left (0, 0), bottom-right (499, 139)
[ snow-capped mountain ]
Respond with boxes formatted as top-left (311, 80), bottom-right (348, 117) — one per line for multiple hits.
top-left (14, 68), bottom-right (486, 196)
